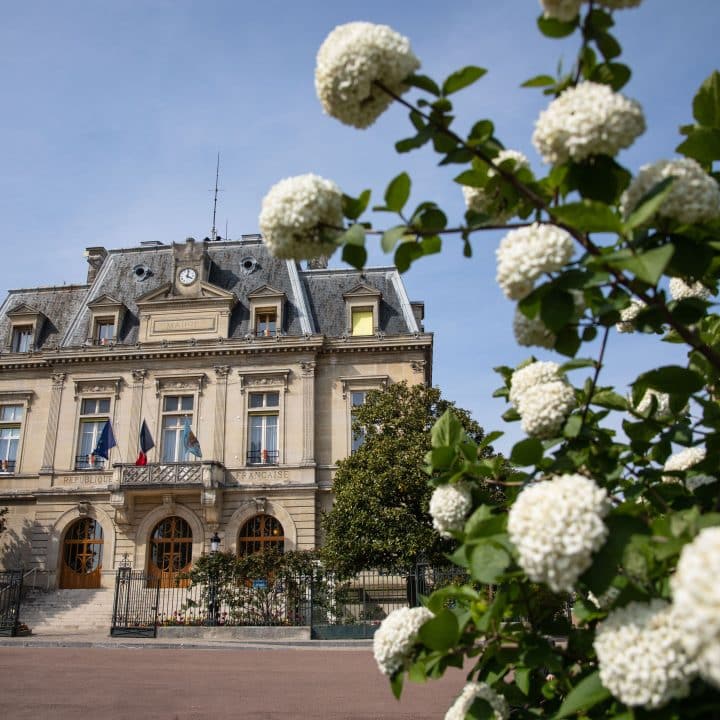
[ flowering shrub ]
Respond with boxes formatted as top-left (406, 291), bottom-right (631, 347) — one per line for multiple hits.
top-left (262, 2), bottom-right (720, 716)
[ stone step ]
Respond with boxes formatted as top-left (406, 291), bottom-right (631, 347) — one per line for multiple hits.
top-left (19, 588), bottom-right (116, 632)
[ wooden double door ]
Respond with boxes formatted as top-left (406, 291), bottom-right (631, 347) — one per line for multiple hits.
top-left (60, 518), bottom-right (103, 589)
top-left (148, 516), bottom-right (193, 588)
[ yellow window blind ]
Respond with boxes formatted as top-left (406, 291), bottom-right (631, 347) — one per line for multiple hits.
top-left (351, 309), bottom-right (373, 336)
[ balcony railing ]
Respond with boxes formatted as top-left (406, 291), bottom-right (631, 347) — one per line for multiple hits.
top-left (246, 450), bottom-right (279, 466)
top-left (120, 462), bottom-right (204, 486)
top-left (0, 460), bottom-right (16, 474)
top-left (75, 455), bottom-right (108, 471)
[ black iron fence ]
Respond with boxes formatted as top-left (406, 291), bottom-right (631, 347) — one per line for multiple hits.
top-left (0, 570), bottom-right (23, 637)
top-left (110, 563), bottom-right (469, 638)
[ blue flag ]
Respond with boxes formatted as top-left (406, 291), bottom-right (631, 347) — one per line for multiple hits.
top-left (93, 420), bottom-right (117, 460)
top-left (182, 417), bottom-right (202, 458)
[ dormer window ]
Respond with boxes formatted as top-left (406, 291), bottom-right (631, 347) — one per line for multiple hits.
top-left (86, 295), bottom-right (126, 347)
top-left (343, 283), bottom-right (381, 337)
top-left (95, 319), bottom-right (115, 345)
top-left (255, 308), bottom-right (277, 337)
top-left (12, 326), bottom-right (33, 353)
top-left (248, 286), bottom-right (285, 339)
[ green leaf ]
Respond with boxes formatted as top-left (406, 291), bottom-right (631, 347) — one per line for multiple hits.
top-left (692, 70), bottom-right (720, 128)
top-left (521, 74), bottom-right (556, 88)
top-left (396, 133), bottom-right (431, 153)
top-left (431, 410), bottom-right (466, 448)
top-left (385, 172), bottom-right (411, 213)
top-left (541, 289), bottom-right (576, 333)
top-left (676, 127), bottom-right (720, 164)
top-left (390, 671), bottom-right (404, 699)
top-left (623, 177), bottom-right (675, 230)
top-left (342, 190), bottom-right (371, 221)
top-left (636, 365), bottom-right (705, 394)
top-left (510, 438), bottom-right (544, 466)
top-left (441, 66), bottom-right (487, 96)
top-left (565, 156), bottom-right (631, 204)
top-left (554, 326), bottom-right (581, 358)
top-left (589, 62), bottom-right (631, 90)
top-left (592, 390), bottom-right (628, 410)
top-left (382, 225), bottom-right (408, 253)
top-left (607, 245), bottom-right (675, 285)
top-left (454, 169), bottom-right (487, 188)
top-left (537, 15), bottom-right (578, 38)
top-left (406, 74), bottom-right (441, 97)
top-left (595, 31), bottom-right (622, 61)
top-left (552, 201), bottom-right (623, 234)
top-left (515, 667), bottom-right (531, 696)
top-left (421, 235), bottom-right (442, 255)
top-left (341, 243), bottom-right (366, 270)
top-left (394, 241), bottom-right (423, 273)
top-left (563, 414), bottom-right (583, 438)
top-left (555, 671), bottom-right (611, 719)
top-left (471, 543), bottom-right (511, 584)
top-left (418, 608), bottom-right (459, 651)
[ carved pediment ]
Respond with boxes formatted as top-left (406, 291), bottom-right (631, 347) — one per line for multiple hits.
top-left (342, 283), bottom-right (382, 300)
top-left (135, 282), bottom-right (173, 304)
top-left (7, 303), bottom-right (44, 318)
top-left (248, 284), bottom-right (286, 301)
top-left (136, 281), bottom-right (236, 306)
top-left (87, 294), bottom-right (124, 310)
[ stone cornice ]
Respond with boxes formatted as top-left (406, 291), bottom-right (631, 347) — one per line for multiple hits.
top-left (0, 332), bottom-right (433, 370)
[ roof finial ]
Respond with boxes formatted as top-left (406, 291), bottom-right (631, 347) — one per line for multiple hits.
top-left (211, 152), bottom-right (221, 241)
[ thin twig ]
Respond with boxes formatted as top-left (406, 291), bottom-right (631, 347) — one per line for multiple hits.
top-left (580, 326), bottom-right (611, 431)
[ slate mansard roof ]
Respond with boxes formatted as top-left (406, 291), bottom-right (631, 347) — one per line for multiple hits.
top-left (0, 237), bottom-right (422, 351)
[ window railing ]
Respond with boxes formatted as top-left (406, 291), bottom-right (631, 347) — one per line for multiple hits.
top-left (255, 328), bottom-right (278, 338)
top-left (247, 450), bottom-right (279, 465)
top-left (75, 455), bottom-right (107, 471)
top-left (0, 460), bottom-right (16, 473)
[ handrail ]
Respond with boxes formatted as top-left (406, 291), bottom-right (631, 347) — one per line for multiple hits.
top-left (22, 567), bottom-right (37, 590)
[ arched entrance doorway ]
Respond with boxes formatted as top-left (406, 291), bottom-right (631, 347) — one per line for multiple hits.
top-left (148, 516), bottom-right (193, 587)
top-left (238, 514), bottom-right (285, 556)
top-left (60, 518), bottom-right (104, 589)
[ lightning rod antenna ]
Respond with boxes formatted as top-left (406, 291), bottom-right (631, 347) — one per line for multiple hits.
top-left (211, 153), bottom-right (220, 241)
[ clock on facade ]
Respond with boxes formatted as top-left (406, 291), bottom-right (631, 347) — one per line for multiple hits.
top-left (178, 268), bottom-right (198, 285)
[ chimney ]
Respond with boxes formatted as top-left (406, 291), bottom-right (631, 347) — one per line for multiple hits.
top-left (410, 301), bottom-right (425, 331)
top-left (306, 256), bottom-right (329, 270)
top-left (84, 247), bottom-right (107, 284)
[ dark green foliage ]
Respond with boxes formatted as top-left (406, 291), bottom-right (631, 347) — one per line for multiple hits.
top-left (320, 382), bottom-right (500, 576)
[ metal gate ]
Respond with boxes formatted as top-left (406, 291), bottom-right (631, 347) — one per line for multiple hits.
top-left (110, 567), bottom-right (160, 637)
top-left (0, 570), bottom-right (23, 637)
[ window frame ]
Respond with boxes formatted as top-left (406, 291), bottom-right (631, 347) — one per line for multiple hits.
top-left (340, 376), bottom-right (389, 456)
top-left (238, 370), bottom-right (289, 468)
top-left (0, 392), bottom-right (33, 475)
top-left (94, 317), bottom-right (116, 345)
top-left (75, 396), bottom-right (112, 470)
top-left (159, 394), bottom-right (196, 463)
top-left (70, 379), bottom-right (121, 472)
top-left (254, 307), bottom-right (278, 338)
top-left (237, 514), bottom-right (285, 557)
top-left (246, 391), bottom-right (280, 465)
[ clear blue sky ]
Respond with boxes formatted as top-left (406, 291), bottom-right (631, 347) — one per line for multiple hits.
top-left (1, 1), bottom-right (717, 450)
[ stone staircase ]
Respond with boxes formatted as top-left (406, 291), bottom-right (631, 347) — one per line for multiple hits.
top-left (19, 587), bottom-right (116, 635)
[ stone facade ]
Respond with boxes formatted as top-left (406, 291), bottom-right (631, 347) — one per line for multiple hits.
top-left (0, 236), bottom-right (432, 589)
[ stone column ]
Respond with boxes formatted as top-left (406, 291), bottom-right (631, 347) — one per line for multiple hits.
top-left (40, 372), bottom-right (66, 474)
top-left (126, 369), bottom-right (147, 462)
top-left (213, 365), bottom-right (230, 463)
top-left (300, 361), bottom-right (316, 465)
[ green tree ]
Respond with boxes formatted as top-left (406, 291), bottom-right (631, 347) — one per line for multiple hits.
top-left (321, 382), bottom-right (501, 576)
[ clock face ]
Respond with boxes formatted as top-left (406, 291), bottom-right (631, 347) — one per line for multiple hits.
top-left (178, 267), bottom-right (198, 285)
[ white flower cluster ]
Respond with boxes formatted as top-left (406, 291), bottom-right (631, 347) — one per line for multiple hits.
top-left (594, 600), bottom-right (696, 709)
top-left (634, 389), bottom-right (671, 418)
top-left (496, 223), bottom-right (574, 300)
top-left (540, 0), bottom-right (642, 21)
top-left (513, 291), bottom-right (584, 349)
top-left (463, 150), bottom-right (530, 223)
top-left (621, 158), bottom-right (720, 225)
top-left (663, 446), bottom-right (706, 484)
top-left (315, 22), bottom-right (420, 129)
top-left (445, 682), bottom-right (509, 720)
top-left (373, 606), bottom-right (433, 676)
top-left (429, 483), bottom-right (473, 538)
top-left (532, 82), bottom-right (645, 165)
top-left (615, 299), bottom-right (645, 333)
top-left (508, 474), bottom-right (610, 592)
top-left (510, 362), bottom-right (575, 438)
top-left (513, 309), bottom-right (556, 349)
top-left (259, 174), bottom-right (343, 260)
top-left (509, 361), bottom-right (563, 405)
top-left (669, 278), bottom-right (712, 301)
top-left (671, 528), bottom-right (720, 688)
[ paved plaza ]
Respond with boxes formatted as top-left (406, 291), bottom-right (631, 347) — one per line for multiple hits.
top-left (0, 644), bottom-right (466, 719)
